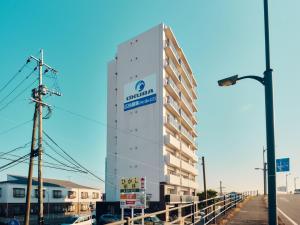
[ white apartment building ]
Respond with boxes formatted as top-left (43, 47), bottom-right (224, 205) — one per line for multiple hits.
top-left (106, 24), bottom-right (198, 203)
top-left (0, 175), bottom-right (102, 218)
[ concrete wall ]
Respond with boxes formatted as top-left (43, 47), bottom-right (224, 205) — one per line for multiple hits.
top-left (106, 24), bottom-right (165, 201)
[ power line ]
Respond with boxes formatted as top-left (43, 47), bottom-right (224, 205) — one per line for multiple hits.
top-left (43, 139), bottom-right (83, 170)
top-left (0, 67), bottom-right (37, 106)
top-left (0, 155), bottom-right (86, 173)
top-left (0, 153), bottom-right (30, 171)
top-left (43, 152), bottom-right (87, 173)
top-left (54, 105), bottom-right (160, 145)
top-left (0, 119), bottom-right (33, 136)
top-left (0, 141), bottom-right (32, 158)
top-left (43, 131), bottom-right (105, 183)
top-left (0, 58), bottom-right (31, 94)
top-left (0, 78), bottom-right (38, 112)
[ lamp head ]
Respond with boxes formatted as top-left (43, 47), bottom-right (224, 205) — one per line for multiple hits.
top-left (218, 75), bottom-right (239, 87)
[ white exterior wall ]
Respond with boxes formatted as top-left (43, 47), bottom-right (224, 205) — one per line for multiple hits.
top-left (106, 24), bottom-right (165, 202)
top-left (0, 183), bottom-right (102, 204)
top-left (106, 24), bottom-right (198, 202)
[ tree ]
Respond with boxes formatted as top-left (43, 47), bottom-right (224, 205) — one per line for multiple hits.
top-left (197, 189), bottom-right (218, 201)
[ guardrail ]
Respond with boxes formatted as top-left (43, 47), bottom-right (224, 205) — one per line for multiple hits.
top-left (104, 191), bottom-right (257, 225)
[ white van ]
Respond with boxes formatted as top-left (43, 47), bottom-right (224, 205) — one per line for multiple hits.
top-left (61, 215), bottom-right (93, 225)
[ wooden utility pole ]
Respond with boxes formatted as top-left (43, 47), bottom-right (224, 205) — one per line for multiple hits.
top-left (37, 49), bottom-right (44, 225)
top-left (24, 102), bottom-right (38, 225)
top-left (220, 181), bottom-right (223, 196)
top-left (24, 49), bottom-right (59, 225)
top-left (201, 157), bottom-right (207, 205)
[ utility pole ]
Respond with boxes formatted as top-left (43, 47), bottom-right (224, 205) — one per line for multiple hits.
top-left (294, 177), bottom-right (299, 191)
top-left (219, 181), bottom-right (223, 196)
top-left (201, 157), bottom-right (207, 206)
top-left (24, 49), bottom-right (59, 225)
top-left (263, 147), bottom-right (267, 195)
top-left (24, 102), bottom-right (38, 225)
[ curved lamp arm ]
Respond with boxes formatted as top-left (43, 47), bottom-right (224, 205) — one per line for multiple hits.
top-left (237, 75), bottom-right (265, 86)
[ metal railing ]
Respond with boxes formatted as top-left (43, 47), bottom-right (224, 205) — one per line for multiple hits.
top-left (104, 191), bottom-right (256, 225)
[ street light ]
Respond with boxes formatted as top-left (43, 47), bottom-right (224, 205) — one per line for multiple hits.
top-left (294, 177), bottom-right (299, 191)
top-left (218, 0), bottom-right (277, 224)
top-left (286, 173), bottom-right (291, 194)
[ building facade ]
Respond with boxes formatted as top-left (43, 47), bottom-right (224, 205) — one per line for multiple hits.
top-left (0, 175), bottom-right (102, 218)
top-left (106, 24), bottom-right (198, 202)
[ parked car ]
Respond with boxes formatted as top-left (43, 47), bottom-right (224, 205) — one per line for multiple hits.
top-left (61, 215), bottom-right (93, 225)
top-left (294, 189), bottom-right (300, 194)
top-left (98, 214), bottom-right (120, 225)
top-left (133, 215), bottom-right (164, 225)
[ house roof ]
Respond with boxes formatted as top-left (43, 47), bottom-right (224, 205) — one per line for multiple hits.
top-left (0, 175), bottom-right (99, 190)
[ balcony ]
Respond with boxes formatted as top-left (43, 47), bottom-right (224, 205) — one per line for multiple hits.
top-left (165, 153), bottom-right (180, 168)
top-left (164, 115), bottom-right (180, 134)
top-left (165, 39), bottom-right (181, 67)
top-left (181, 143), bottom-right (198, 162)
top-left (180, 62), bottom-right (193, 88)
top-left (164, 96), bottom-right (180, 118)
top-left (164, 134), bottom-right (180, 151)
top-left (164, 77), bottom-right (180, 100)
top-left (165, 174), bottom-right (181, 186)
top-left (181, 160), bottom-right (198, 175)
top-left (179, 93), bottom-right (194, 117)
top-left (179, 75), bottom-right (193, 102)
top-left (180, 109), bottom-right (194, 132)
top-left (191, 85), bottom-right (197, 99)
top-left (180, 125), bottom-right (195, 147)
top-left (165, 58), bottom-right (180, 84)
top-left (181, 177), bottom-right (198, 189)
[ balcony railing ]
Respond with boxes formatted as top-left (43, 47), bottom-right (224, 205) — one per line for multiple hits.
top-left (164, 134), bottom-right (180, 151)
top-left (180, 125), bottom-right (195, 146)
top-left (180, 75), bottom-right (193, 102)
top-left (164, 77), bottom-right (180, 99)
top-left (181, 160), bottom-right (198, 175)
top-left (165, 153), bottom-right (180, 168)
top-left (165, 174), bottom-right (181, 186)
top-left (181, 143), bottom-right (198, 162)
top-left (180, 109), bottom-right (194, 131)
top-left (181, 62), bottom-right (193, 88)
top-left (165, 58), bottom-right (180, 82)
top-left (164, 115), bottom-right (180, 133)
top-left (180, 93), bottom-right (194, 116)
top-left (165, 96), bottom-right (180, 117)
top-left (181, 177), bottom-right (198, 189)
top-left (166, 39), bottom-right (180, 62)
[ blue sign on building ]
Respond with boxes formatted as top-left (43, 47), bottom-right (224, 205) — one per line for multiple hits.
top-left (276, 158), bottom-right (290, 172)
top-left (8, 219), bottom-right (20, 225)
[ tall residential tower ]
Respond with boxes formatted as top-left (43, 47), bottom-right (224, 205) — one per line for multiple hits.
top-left (106, 24), bottom-right (198, 203)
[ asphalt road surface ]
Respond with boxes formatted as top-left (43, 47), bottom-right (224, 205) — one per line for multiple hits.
top-left (277, 194), bottom-right (300, 225)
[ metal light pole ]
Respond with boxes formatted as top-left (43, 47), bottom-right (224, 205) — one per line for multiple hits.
top-left (294, 177), bottom-right (299, 191)
top-left (263, 148), bottom-right (267, 195)
top-left (217, 0), bottom-right (277, 223)
top-left (285, 173), bottom-right (291, 194)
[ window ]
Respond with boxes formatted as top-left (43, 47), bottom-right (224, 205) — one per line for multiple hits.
top-left (0, 188), bottom-right (2, 198)
top-left (68, 191), bottom-right (76, 199)
top-left (34, 189), bottom-right (45, 198)
top-left (53, 204), bottom-right (63, 213)
top-left (13, 188), bottom-right (25, 198)
top-left (81, 192), bottom-right (89, 199)
top-left (53, 190), bottom-right (62, 198)
top-left (67, 204), bottom-right (76, 212)
top-left (80, 204), bottom-right (88, 211)
top-left (92, 192), bottom-right (99, 199)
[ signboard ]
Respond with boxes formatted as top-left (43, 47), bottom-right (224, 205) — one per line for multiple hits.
top-left (120, 177), bottom-right (145, 193)
top-left (8, 219), bottom-right (20, 225)
top-left (124, 74), bottom-right (156, 111)
top-left (276, 158), bottom-right (290, 172)
top-left (120, 192), bottom-right (146, 209)
top-left (119, 177), bottom-right (146, 209)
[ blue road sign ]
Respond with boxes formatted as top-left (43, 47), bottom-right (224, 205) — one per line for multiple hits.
top-left (8, 219), bottom-right (20, 225)
top-left (276, 158), bottom-right (290, 172)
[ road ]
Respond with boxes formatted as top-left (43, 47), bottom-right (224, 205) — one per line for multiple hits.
top-left (277, 194), bottom-right (300, 225)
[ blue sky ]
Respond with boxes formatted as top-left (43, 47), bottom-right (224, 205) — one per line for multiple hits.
top-left (0, 0), bottom-right (299, 193)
